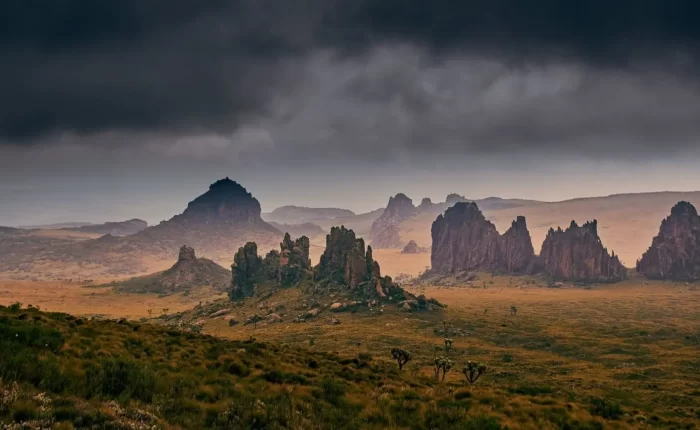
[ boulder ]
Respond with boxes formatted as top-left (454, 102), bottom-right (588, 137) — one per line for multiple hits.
top-left (401, 240), bottom-right (427, 254)
top-left (267, 313), bottom-right (282, 323)
top-left (306, 308), bottom-right (320, 318)
top-left (330, 302), bottom-right (344, 310)
top-left (331, 318), bottom-right (341, 325)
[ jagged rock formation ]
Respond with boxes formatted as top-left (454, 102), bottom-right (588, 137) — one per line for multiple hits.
top-left (370, 193), bottom-right (416, 248)
top-left (278, 233), bottom-right (312, 286)
top-left (500, 216), bottom-right (536, 273)
top-left (231, 233), bottom-right (312, 300)
top-left (267, 221), bottom-right (324, 238)
top-left (540, 220), bottom-right (626, 283)
top-left (637, 202), bottom-right (700, 281)
top-left (315, 226), bottom-right (402, 297)
top-left (65, 219), bottom-right (148, 236)
top-left (401, 240), bottom-right (427, 254)
top-left (231, 242), bottom-right (264, 300)
top-left (430, 202), bottom-right (535, 274)
top-left (111, 245), bottom-right (231, 295)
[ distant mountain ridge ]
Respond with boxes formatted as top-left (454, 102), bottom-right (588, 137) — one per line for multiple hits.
top-left (0, 178), bottom-right (282, 279)
top-left (64, 219), bottom-right (148, 236)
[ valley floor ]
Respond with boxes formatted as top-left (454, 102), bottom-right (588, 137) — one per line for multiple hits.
top-left (1, 260), bottom-right (700, 428)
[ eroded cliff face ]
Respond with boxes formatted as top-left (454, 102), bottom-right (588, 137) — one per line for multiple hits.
top-left (540, 220), bottom-right (626, 283)
top-left (370, 194), bottom-right (416, 248)
top-left (637, 201), bottom-right (700, 281)
top-left (430, 202), bottom-right (535, 274)
top-left (500, 216), bottom-right (536, 273)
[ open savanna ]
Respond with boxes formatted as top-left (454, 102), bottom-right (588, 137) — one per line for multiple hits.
top-left (0, 280), bottom-right (224, 319)
top-left (198, 274), bottom-right (700, 428)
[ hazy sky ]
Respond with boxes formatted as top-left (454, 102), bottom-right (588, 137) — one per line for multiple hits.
top-left (2, 1), bottom-right (700, 226)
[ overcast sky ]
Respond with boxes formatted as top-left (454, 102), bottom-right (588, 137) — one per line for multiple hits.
top-left (2, 1), bottom-right (700, 226)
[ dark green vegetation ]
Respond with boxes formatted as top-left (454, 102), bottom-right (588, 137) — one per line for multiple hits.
top-left (0, 304), bottom-right (513, 429)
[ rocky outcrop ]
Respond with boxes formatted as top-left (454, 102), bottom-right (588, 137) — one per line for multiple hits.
top-left (401, 240), bottom-right (427, 254)
top-left (540, 220), bottom-right (626, 283)
top-left (430, 202), bottom-right (535, 274)
top-left (500, 216), bottom-right (536, 273)
top-left (112, 245), bottom-right (231, 295)
top-left (637, 202), bottom-right (700, 281)
top-left (278, 233), bottom-right (312, 286)
top-left (231, 242), bottom-right (264, 300)
top-left (370, 193), bottom-right (416, 248)
top-left (314, 226), bottom-right (403, 298)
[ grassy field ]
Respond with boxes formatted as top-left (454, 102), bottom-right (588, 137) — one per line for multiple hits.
top-left (0, 281), bottom-right (224, 319)
top-left (197, 274), bottom-right (700, 429)
top-left (2, 247), bottom-right (700, 428)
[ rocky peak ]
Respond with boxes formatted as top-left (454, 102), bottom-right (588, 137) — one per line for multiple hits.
top-left (370, 193), bottom-right (417, 248)
top-left (637, 201), bottom-right (700, 281)
top-left (540, 219), bottom-right (626, 283)
top-left (178, 245), bottom-right (196, 263)
top-left (499, 216), bottom-right (535, 273)
top-left (182, 177), bottom-right (262, 222)
top-left (430, 202), bottom-right (502, 273)
top-left (418, 197), bottom-right (434, 212)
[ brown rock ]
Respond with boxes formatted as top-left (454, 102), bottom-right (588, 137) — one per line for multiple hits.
top-left (370, 193), bottom-right (416, 248)
top-left (401, 240), bottom-right (427, 254)
top-left (499, 216), bottom-right (536, 273)
top-left (540, 220), bottom-right (626, 283)
top-left (637, 202), bottom-right (700, 281)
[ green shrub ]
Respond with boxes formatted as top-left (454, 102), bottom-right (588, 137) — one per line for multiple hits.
top-left (590, 397), bottom-right (622, 420)
top-left (11, 401), bottom-right (38, 422)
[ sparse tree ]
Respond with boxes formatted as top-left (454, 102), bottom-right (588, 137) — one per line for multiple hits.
top-left (433, 344), bottom-right (444, 359)
top-left (510, 305), bottom-right (517, 316)
top-left (444, 338), bottom-right (454, 354)
top-left (161, 308), bottom-right (169, 315)
top-left (461, 361), bottom-right (487, 384)
top-left (147, 308), bottom-right (153, 317)
top-left (433, 356), bottom-right (453, 381)
top-left (391, 348), bottom-right (412, 371)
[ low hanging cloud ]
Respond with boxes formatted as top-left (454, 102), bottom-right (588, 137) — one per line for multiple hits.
top-left (1, 0), bottom-right (700, 165)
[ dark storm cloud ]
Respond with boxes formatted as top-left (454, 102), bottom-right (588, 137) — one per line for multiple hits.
top-left (1, 0), bottom-right (700, 156)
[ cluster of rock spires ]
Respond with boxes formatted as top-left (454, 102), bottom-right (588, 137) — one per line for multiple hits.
top-left (430, 202), bottom-right (626, 283)
top-left (370, 193), bottom-right (469, 249)
top-left (231, 226), bottom-right (427, 307)
top-left (637, 201), bottom-right (700, 281)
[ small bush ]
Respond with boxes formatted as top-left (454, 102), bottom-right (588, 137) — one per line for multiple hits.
top-left (590, 397), bottom-right (622, 420)
top-left (11, 401), bottom-right (38, 422)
